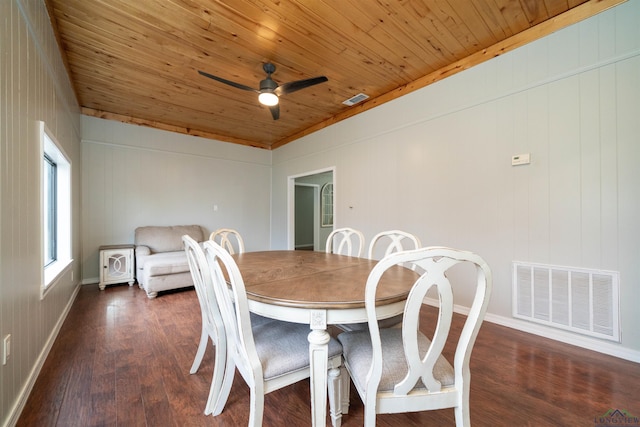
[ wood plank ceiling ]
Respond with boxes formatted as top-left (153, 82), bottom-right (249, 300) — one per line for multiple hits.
top-left (45, 0), bottom-right (623, 150)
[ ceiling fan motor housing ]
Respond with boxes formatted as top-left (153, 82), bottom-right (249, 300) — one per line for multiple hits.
top-left (260, 77), bottom-right (278, 93)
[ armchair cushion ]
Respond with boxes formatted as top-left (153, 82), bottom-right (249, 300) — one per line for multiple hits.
top-left (143, 251), bottom-right (192, 276)
top-left (135, 225), bottom-right (204, 253)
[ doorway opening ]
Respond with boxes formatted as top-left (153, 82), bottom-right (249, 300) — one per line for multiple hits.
top-left (287, 168), bottom-right (335, 250)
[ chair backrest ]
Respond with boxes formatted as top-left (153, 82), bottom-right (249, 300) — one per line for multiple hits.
top-left (363, 246), bottom-right (492, 405)
top-left (202, 240), bottom-right (261, 383)
top-left (209, 228), bottom-right (245, 255)
top-left (325, 227), bottom-right (365, 257)
top-left (182, 235), bottom-right (225, 345)
top-left (367, 229), bottom-right (421, 260)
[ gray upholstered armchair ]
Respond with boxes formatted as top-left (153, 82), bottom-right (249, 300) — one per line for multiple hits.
top-left (134, 225), bottom-right (206, 298)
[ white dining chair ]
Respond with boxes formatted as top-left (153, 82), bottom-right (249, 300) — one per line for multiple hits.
top-left (326, 227), bottom-right (366, 337)
top-left (338, 229), bottom-right (422, 332)
top-left (203, 240), bottom-right (347, 427)
top-left (325, 227), bottom-right (365, 257)
top-left (184, 235), bottom-right (273, 416)
top-left (367, 229), bottom-right (422, 260)
top-left (183, 235), bottom-right (228, 415)
top-left (209, 228), bottom-right (245, 254)
top-left (337, 246), bottom-right (493, 427)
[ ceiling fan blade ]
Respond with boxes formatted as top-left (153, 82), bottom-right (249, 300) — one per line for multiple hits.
top-left (198, 70), bottom-right (258, 93)
top-left (268, 104), bottom-right (280, 120)
top-left (275, 76), bottom-right (328, 96)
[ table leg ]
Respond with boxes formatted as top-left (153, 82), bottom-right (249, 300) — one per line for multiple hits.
top-left (309, 310), bottom-right (329, 427)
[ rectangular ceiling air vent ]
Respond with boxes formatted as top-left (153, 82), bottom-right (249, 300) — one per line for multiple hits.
top-left (342, 93), bottom-right (369, 106)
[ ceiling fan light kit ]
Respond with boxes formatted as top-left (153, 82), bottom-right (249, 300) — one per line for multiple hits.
top-left (258, 92), bottom-right (278, 106)
top-left (198, 62), bottom-right (327, 120)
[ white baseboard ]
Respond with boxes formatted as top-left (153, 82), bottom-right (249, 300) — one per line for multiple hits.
top-left (423, 297), bottom-right (640, 363)
top-left (82, 277), bottom-right (99, 285)
top-left (4, 284), bottom-right (81, 427)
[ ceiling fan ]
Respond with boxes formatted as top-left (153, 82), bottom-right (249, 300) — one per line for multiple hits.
top-left (198, 63), bottom-right (328, 120)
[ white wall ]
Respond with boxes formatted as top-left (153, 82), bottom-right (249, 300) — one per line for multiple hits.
top-left (81, 117), bottom-right (272, 282)
top-left (0, 0), bottom-right (82, 424)
top-left (271, 2), bottom-right (640, 360)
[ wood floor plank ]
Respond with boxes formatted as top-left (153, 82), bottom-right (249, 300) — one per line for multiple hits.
top-left (16, 284), bottom-right (640, 426)
top-left (88, 344), bottom-right (116, 426)
top-left (114, 348), bottom-right (144, 426)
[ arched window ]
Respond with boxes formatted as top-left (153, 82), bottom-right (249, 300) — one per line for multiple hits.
top-left (321, 183), bottom-right (333, 227)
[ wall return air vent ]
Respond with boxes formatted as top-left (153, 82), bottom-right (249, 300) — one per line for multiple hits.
top-left (512, 261), bottom-right (620, 342)
top-left (342, 93), bottom-right (369, 106)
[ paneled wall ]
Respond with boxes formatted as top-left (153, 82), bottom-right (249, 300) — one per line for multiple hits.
top-left (81, 117), bottom-right (272, 282)
top-left (0, 0), bottom-right (81, 424)
top-left (271, 2), bottom-right (640, 359)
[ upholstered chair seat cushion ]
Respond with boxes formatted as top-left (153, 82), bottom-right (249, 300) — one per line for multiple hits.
top-left (338, 327), bottom-right (454, 392)
top-left (253, 321), bottom-right (343, 380)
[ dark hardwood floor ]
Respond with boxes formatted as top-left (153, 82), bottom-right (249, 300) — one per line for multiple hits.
top-left (17, 284), bottom-right (640, 426)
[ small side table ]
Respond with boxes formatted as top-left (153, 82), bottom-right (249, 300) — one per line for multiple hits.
top-left (99, 244), bottom-right (135, 290)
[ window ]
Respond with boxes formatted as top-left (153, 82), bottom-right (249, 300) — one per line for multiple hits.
top-left (43, 154), bottom-right (57, 266)
top-left (321, 182), bottom-right (333, 227)
top-left (42, 122), bottom-right (72, 297)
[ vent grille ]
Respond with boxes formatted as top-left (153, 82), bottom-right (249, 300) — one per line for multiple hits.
top-left (342, 93), bottom-right (369, 106)
top-left (513, 262), bottom-right (620, 342)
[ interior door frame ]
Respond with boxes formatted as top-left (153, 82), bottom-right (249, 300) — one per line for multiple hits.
top-left (287, 166), bottom-right (336, 250)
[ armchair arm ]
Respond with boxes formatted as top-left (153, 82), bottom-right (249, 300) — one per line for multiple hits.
top-left (135, 245), bottom-right (151, 257)
top-left (134, 245), bottom-right (150, 287)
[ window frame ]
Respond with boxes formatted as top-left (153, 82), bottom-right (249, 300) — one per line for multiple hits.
top-left (41, 121), bottom-right (72, 298)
